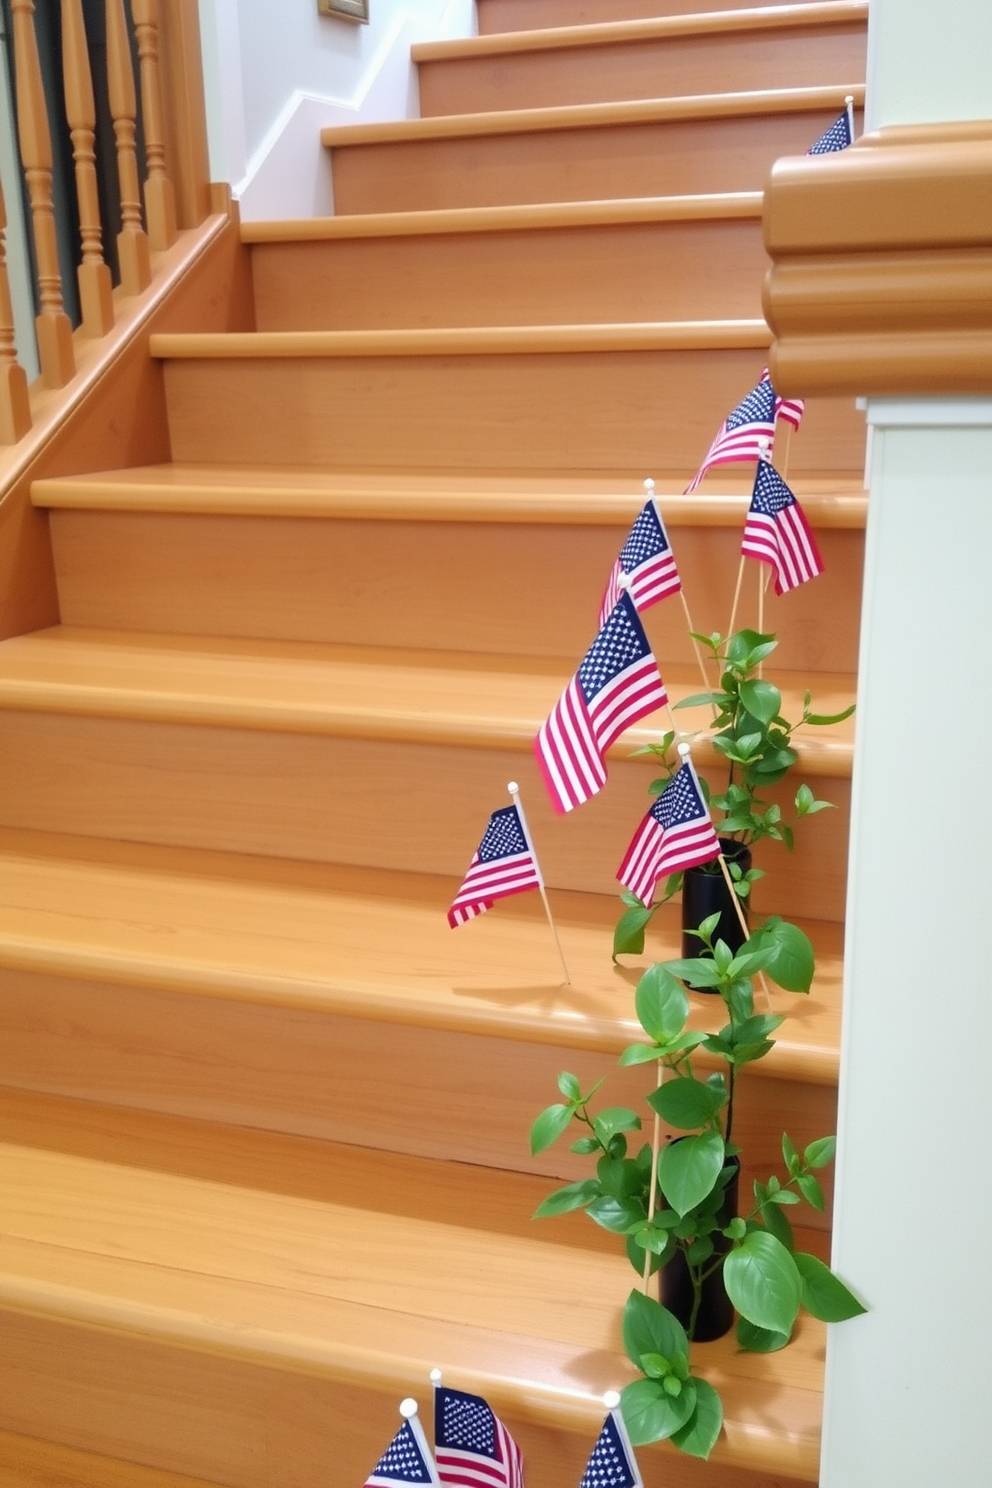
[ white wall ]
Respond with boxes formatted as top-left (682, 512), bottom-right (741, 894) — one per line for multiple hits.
top-left (198, 0), bottom-right (476, 222)
top-left (820, 1), bottom-right (992, 1483)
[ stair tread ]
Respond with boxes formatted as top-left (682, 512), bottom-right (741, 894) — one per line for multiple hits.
top-left (0, 827), bottom-right (842, 1081)
top-left (321, 83), bottom-right (864, 147)
top-left (150, 322), bottom-right (772, 360)
top-left (240, 193), bottom-right (765, 243)
top-left (0, 626), bottom-right (856, 776)
top-left (413, 0), bottom-right (868, 59)
top-left (0, 1088), bottom-right (825, 1480)
top-left (32, 464), bottom-right (868, 524)
top-left (0, 1430), bottom-right (229, 1488)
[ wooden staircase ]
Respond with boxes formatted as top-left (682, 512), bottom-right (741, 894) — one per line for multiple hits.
top-left (0, 3), bottom-right (866, 1485)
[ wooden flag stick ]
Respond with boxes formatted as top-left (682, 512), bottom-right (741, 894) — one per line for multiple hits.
top-left (716, 850), bottom-right (772, 1010)
top-left (642, 1059), bottom-right (664, 1294)
top-left (845, 93), bottom-right (855, 140)
top-left (509, 781), bottom-right (571, 985)
top-left (726, 554), bottom-right (747, 643)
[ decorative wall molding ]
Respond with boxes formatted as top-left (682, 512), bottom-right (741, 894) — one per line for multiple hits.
top-left (763, 121), bottom-right (992, 396)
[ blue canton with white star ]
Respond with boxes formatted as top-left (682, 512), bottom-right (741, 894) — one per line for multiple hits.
top-left (579, 1415), bottom-right (639, 1488)
top-left (477, 806), bottom-right (528, 863)
top-left (750, 460), bottom-right (797, 517)
top-left (619, 502), bottom-right (669, 570)
top-left (368, 1421), bottom-right (434, 1483)
top-left (437, 1389), bottom-right (497, 1457)
top-left (725, 375), bottom-right (776, 432)
top-left (577, 593), bottom-right (650, 704)
top-left (651, 762), bottom-right (707, 829)
top-left (808, 111), bottom-right (852, 153)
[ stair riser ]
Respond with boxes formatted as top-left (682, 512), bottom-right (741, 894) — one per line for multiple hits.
top-left (0, 713), bottom-right (851, 919)
top-left (418, 26), bottom-right (866, 117)
top-left (478, 0), bottom-right (833, 29)
top-left (0, 1312), bottom-right (810, 1488)
top-left (161, 355), bottom-right (866, 474)
top-left (0, 969), bottom-right (835, 1224)
top-left (48, 509), bottom-right (865, 674)
top-left (329, 110), bottom-right (859, 213)
top-left (251, 219), bottom-right (768, 330)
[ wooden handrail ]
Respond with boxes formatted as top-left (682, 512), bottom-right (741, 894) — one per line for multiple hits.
top-left (106, 0), bottom-right (152, 293)
top-left (10, 0), bottom-right (76, 389)
top-left (132, 0), bottom-right (178, 251)
top-left (0, 175), bottom-right (32, 445)
top-left (61, 0), bottom-right (115, 337)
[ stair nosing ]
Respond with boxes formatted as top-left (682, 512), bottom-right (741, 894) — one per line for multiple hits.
top-left (412, 1), bottom-right (869, 63)
top-left (240, 192), bottom-right (765, 244)
top-left (149, 321), bottom-right (771, 361)
top-left (320, 83), bottom-right (865, 148)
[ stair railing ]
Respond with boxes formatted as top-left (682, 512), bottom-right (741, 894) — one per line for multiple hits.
top-left (0, 0), bottom-right (211, 444)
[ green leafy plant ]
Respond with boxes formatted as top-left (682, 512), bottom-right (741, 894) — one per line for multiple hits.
top-left (530, 915), bottom-right (865, 1459)
top-left (614, 629), bottom-right (854, 958)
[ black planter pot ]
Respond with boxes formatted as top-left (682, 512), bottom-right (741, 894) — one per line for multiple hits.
top-left (660, 1160), bottom-right (740, 1343)
top-left (681, 837), bottom-right (751, 979)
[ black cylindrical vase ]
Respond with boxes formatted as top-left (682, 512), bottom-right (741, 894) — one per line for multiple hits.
top-left (681, 838), bottom-right (751, 970)
top-left (660, 1161), bottom-right (740, 1343)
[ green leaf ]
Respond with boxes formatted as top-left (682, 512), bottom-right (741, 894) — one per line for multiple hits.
top-left (805, 703), bottom-right (856, 726)
top-left (794, 1252), bottom-right (867, 1322)
top-left (532, 1178), bottom-right (602, 1219)
top-left (530, 1102), bottom-right (574, 1156)
top-left (622, 1288), bottom-right (689, 1365)
top-left (736, 1317), bottom-right (792, 1353)
top-left (614, 904), bottom-right (655, 958)
top-left (781, 1132), bottom-right (800, 1176)
top-left (758, 1201), bottom-right (795, 1252)
top-left (738, 678), bottom-right (781, 724)
top-left (597, 1155), bottom-right (647, 1200)
top-left (723, 1230), bottom-right (802, 1335)
top-left (592, 1108), bottom-right (642, 1145)
top-left (659, 1131), bottom-right (726, 1216)
top-left (670, 1378), bottom-right (724, 1459)
top-left (796, 1172), bottom-right (826, 1211)
top-left (569, 1135), bottom-right (600, 1155)
top-left (557, 1072), bottom-right (582, 1102)
top-left (635, 965), bottom-right (690, 1044)
top-left (752, 918), bottom-right (815, 993)
top-left (804, 1136), bottom-right (836, 1169)
top-left (660, 957), bottom-right (723, 989)
top-left (620, 1378), bottom-right (697, 1446)
top-left (587, 1195), bottom-right (647, 1233)
top-left (619, 1041), bottom-right (665, 1067)
top-left (648, 1076), bottom-right (728, 1130)
top-left (674, 690), bottom-right (724, 710)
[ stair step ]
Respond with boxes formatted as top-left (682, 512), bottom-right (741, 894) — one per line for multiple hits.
top-left (245, 196), bottom-right (770, 329)
top-left (0, 826), bottom-right (841, 1163)
top-left (0, 1430), bottom-right (228, 1488)
top-left (415, 4), bottom-right (867, 116)
top-left (0, 628), bottom-right (854, 916)
top-left (0, 1088), bottom-right (827, 1485)
top-left (477, 0), bottom-right (838, 32)
top-left (150, 328), bottom-right (865, 475)
top-left (321, 86), bottom-right (865, 212)
top-left (35, 467), bottom-right (866, 672)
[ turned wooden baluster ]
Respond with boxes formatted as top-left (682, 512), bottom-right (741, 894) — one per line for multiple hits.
top-left (131, 0), bottom-right (177, 250)
top-left (106, 0), bottom-right (151, 292)
top-left (0, 173), bottom-right (32, 444)
top-left (62, 0), bottom-right (114, 336)
top-left (10, 0), bottom-right (75, 388)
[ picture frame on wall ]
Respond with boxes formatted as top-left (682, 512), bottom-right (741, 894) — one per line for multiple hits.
top-left (318, 0), bottom-right (370, 21)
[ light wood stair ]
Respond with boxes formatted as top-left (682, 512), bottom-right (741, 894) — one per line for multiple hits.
top-left (0, 3), bottom-right (868, 1484)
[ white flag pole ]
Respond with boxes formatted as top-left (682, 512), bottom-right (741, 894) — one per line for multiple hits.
top-left (508, 781), bottom-right (571, 985)
top-left (845, 92), bottom-right (855, 141)
top-left (603, 1390), bottom-right (644, 1487)
top-left (398, 1397), bottom-right (442, 1485)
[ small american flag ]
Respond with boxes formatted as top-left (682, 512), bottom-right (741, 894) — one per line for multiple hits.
top-left (364, 1416), bottom-right (441, 1487)
top-left (806, 108), bottom-right (853, 154)
top-left (579, 1409), bottom-right (643, 1488)
top-left (448, 804), bottom-right (541, 928)
top-left (684, 372), bottom-right (777, 492)
top-left (536, 591), bottom-right (668, 815)
top-left (775, 391), bottom-right (805, 430)
top-left (598, 498), bottom-right (681, 627)
top-left (434, 1386), bottom-right (524, 1488)
top-left (617, 759), bottom-right (720, 904)
top-left (742, 459), bottom-right (823, 594)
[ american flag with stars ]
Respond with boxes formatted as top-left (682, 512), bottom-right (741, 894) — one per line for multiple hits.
top-left (364, 1416), bottom-right (441, 1487)
top-left (742, 459), bottom-right (823, 595)
top-left (448, 803), bottom-right (541, 928)
top-left (434, 1385), bottom-right (524, 1488)
top-left (617, 758), bottom-right (720, 904)
top-left (578, 1408), bottom-right (643, 1488)
top-left (598, 497), bottom-right (681, 627)
top-left (806, 107), bottom-right (853, 154)
top-left (684, 372), bottom-right (777, 492)
top-left (535, 591), bottom-right (669, 815)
